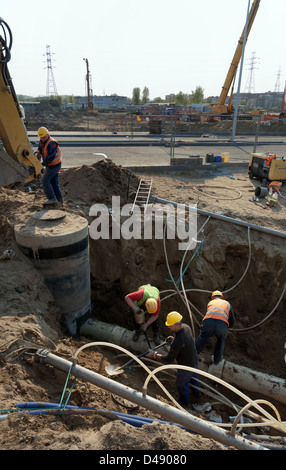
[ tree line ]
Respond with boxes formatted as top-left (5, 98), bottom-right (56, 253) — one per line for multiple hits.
top-left (132, 86), bottom-right (212, 105)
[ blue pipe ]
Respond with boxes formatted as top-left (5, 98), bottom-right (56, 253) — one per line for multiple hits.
top-left (14, 402), bottom-right (194, 433)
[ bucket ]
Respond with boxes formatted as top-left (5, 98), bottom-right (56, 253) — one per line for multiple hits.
top-left (206, 153), bottom-right (214, 162)
top-left (222, 152), bottom-right (229, 162)
top-left (214, 155), bottom-right (222, 162)
top-left (255, 186), bottom-right (268, 198)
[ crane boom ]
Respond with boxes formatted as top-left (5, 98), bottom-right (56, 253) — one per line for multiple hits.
top-left (211, 0), bottom-right (260, 115)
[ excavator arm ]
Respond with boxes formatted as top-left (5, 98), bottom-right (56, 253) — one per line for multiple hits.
top-left (0, 18), bottom-right (43, 186)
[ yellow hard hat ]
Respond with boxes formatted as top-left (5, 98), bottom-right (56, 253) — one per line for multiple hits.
top-left (211, 290), bottom-right (223, 299)
top-left (146, 298), bottom-right (157, 314)
top-left (37, 127), bottom-right (49, 138)
top-left (165, 311), bottom-right (183, 326)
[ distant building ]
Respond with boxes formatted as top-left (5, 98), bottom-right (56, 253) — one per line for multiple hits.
top-left (20, 101), bottom-right (41, 113)
top-left (72, 95), bottom-right (130, 109)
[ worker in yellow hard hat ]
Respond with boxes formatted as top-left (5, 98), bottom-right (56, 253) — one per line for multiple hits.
top-left (196, 290), bottom-right (235, 364)
top-left (35, 127), bottom-right (63, 206)
top-left (149, 311), bottom-right (199, 406)
top-left (125, 284), bottom-right (161, 345)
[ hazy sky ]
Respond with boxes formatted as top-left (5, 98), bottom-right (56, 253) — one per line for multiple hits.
top-left (1, 0), bottom-right (285, 99)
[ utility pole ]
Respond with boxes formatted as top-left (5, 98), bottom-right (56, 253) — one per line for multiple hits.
top-left (45, 45), bottom-right (58, 97)
top-left (244, 51), bottom-right (259, 94)
top-left (274, 67), bottom-right (281, 93)
top-left (83, 58), bottom-right (93, 110)
top-left (231, 0), bottom-right (251, 142)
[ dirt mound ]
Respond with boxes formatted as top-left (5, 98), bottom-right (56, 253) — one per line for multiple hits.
top-left (60, 159), bottom-right (140, 207)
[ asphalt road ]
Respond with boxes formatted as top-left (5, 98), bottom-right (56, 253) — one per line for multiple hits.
top-left (28, 132), bottom-right (286, 168)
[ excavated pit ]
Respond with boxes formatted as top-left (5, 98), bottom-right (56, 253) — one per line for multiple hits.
top-left (0, 158), bottom-right (285, 450)
top-left (88, 214), bottom-right (286, 378)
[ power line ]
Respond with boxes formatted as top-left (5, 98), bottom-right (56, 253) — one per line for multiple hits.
top-left (274, 67), bottom-right (282, 93)
top-left (244, 51), bottom-right (260, 94)
top-left (44, 44), bottom-right (58, 97)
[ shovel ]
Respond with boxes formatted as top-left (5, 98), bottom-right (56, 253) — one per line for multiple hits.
top-left (105, 336), bottom-right (173, 376)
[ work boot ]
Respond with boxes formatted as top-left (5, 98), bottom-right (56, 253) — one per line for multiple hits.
top-left (132, 330), bottom-right (141, 342)
top-left (43, 199), bottom-right (57, 205)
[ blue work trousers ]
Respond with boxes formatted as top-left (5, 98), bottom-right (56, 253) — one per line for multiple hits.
top-left (42, 164), bottom-right (63, 201)
top-left (176, 361), bottom-right (200, 406)
top-left (196, 318), bottom-right (228, 364)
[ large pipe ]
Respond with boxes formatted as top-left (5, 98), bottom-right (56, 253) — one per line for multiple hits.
top-left (35, 348), bottom-right (266, 450)
top-left (80, 317), bottom-right (168, 355)
top-left (201, 360), bottom-right (286, 406)
top-left (151, 196), bottom-right (286, 239)
top-left (81, 318), bottom-right (286, 406)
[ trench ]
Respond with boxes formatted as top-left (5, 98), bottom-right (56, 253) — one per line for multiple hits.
top-left (88, 213), bottom-right (286, 380)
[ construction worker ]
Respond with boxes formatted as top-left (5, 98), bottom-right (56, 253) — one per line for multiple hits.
top-left (196, 290), bottom-right (235, 365)
top-left (149, 311), bottom-right (199, 407)
top-left (125, 284), bottom-right (161, 345)
top-left (36, 127), bottom-right (63, 206)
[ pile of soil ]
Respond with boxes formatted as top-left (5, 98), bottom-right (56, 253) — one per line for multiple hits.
top-left (25, 105), bottom-right (286, 135)
top-left (0, 158), bottom-right (285, 450)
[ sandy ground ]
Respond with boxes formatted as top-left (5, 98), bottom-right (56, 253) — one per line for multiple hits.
top-left (0, 155), bottom-right (285, 451)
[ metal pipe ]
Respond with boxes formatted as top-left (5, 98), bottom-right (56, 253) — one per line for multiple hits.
top-left (80, 317), bottom-right (163, 355)
top-left (151, 196), bottom-right (286, 239)
top-left (231, 0), bottom-right (251, 142)
top-left (35, 349), bottom-right (266, 450)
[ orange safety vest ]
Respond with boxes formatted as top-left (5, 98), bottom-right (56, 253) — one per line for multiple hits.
top-left (43, 137), bottom-right (62, 166)
top-left (203, 298), bottom-right (230, 325)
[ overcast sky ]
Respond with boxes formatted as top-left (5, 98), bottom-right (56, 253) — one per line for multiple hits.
top-left (1, 0), bottom-right (285, 100)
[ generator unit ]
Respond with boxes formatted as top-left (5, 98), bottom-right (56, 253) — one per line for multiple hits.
top-left (248, 153), bottom-right (286, 186)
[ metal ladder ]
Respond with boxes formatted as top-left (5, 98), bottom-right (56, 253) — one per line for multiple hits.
top-left (131, 179), bottom-right (153, 213)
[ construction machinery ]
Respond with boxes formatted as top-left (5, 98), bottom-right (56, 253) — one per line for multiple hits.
top-left (248, 152), bottom-right (286, 185)
top-left (0, 18), bottom-right (44, 187)
top-left (209, 0), bottom-right (260, 118)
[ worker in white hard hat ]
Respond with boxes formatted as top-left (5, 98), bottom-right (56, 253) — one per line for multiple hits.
top-left (150, 311), bottom-right (199, 406)
top-left (125, 284), bottom-right (161, 345)
top-left (196, 290), bottom-right (235, 364)
top-left (35, 127), bottom-right (63, 206)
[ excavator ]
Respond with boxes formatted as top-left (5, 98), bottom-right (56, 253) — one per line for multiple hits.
top-left (0, 18), bottom-right (44, 187)
top-left (209, 0), bottom-right (260, 118)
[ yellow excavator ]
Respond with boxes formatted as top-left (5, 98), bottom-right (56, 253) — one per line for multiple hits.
top-left (209, 0), bottom-right (260, 117)
top-left (0, 18), bottom-right (44, 187)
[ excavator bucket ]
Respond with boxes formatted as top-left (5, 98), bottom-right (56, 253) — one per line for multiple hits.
top-left (0, 147), bottom-right (29, 186)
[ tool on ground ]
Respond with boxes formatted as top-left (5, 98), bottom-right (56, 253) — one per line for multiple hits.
top-left (105, 336), bottom-right (173, 376)
top-left (143, 330), bottom-right (151, 348)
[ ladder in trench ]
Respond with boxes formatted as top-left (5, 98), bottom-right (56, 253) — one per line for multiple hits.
top-left (131, 179), bottom-right (153, 214)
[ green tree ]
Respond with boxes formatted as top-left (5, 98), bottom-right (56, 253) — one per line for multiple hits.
top-left (175, 91), bottom-right (189, 105)
top-left (132, 87), bottom-right (141, 105)
top-left (153, 97), bottom-right (165, 103)
top-left (190, 86), bottom-right (204, 103)
top-left (142, 86), bottom-right (150, 104)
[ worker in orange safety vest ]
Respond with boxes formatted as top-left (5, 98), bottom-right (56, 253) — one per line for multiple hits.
top-left (36, 126), bottom-right (63, 206)
top-left (196, 290), bottom-right (235, 364)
